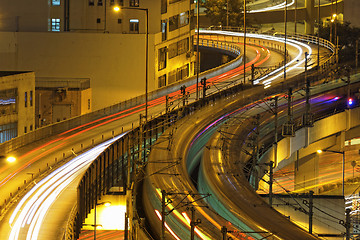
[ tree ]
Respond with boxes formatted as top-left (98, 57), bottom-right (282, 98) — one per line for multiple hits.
top-left (203, 0), bottom-right (252, 28)
top-left (319, 21), bottom-right (360, 64)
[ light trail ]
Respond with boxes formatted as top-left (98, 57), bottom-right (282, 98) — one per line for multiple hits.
top-left (250, 0), bottom-right (295, 13)
top-left (201, 30), bottom-right (313, 88)
top-left (4, 31), bottom-right (300, 239)
top-left (8, 133), bottom-right (127, 240)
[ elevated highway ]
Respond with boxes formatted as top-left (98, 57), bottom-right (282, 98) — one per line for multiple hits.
top-left (0, 30), bottom-right (334, 240)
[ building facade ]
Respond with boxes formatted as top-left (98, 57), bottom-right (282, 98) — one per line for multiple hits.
top-left (0, 72), bottom-right (35, 143)
top-left (35, 77), bottom-right (92, 128)
top-left (0, 0), bottom-right (195, 110)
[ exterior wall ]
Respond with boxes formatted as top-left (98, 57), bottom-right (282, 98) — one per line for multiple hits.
top-left (35, 86), bottom-right (92, 128)
top-left (0, 72), bottom-right (35, 141)
top-left (262, 194), bottom-right (345, 238)
top-left (344, 0), bottom-right (360, 27)
top-left (0, 32), bottom-right (152, 110)
top-left (0, 0), bottom-right (195, 109)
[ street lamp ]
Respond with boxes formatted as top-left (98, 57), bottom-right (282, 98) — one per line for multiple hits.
top-left (114, 6), bottom-right (149, 120)
top-left (94, 201), bottom-right (111, 240)
top-left (6, 156), bottom-right (16, 163)
top-left (317, 149), bottom-right (345, 196)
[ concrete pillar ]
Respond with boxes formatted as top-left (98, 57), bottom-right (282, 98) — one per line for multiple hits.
top-left (294, 154), bottom-right (319, 193)
top-left (305, 0), bottom-right (315, 34)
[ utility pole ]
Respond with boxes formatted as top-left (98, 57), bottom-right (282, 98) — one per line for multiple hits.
top-left (221, 226), bottom-right (227, 240)
top-left (273, 96), bottom-right (278, 166)
top-left (180, 85), bottom-right (187, 107)
top-left (196, 0), bottom-right (200, 100)
top-left (269, 161), bottom-right (274, 207)
top-left (200, 77), bottom-right (207, 100)
top-left (251, 64), bottom-right (255, 84)
top-left (284, 0), bottom-right (288, 80)
top-left (190, 207), bottom-right (201, 240)
top-left (356, 40), bottom-right (359, 73)
top-left (295, 0), bottom-right (297, 34)
top-left (243, 0), bottom-right (247, 84)
top-left (309, 190), bottom-right (314, 234)
top-left (317, 0), bottom-right (321, 74)
top-left (282, 88), bottom-right (294, 137)
top-left (161, 190), bottom-right (166, 240)
top-left (345, 208), bottom-right (351, 240)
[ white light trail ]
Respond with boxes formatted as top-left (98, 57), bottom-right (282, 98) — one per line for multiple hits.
top-left (9, 133), bottom-right (126, 240)
top-left (200, 30), bottom-right (313, 88)
top-left (250, 0), bottom-right (295, 13)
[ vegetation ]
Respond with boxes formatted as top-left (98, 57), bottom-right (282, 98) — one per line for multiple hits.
top-left (203, 0), bottom-right (252, 27)
top-left (319, 21), bottom-right (360, 64)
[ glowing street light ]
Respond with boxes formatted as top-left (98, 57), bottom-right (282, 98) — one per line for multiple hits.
top-left (6, 156), bottom-right (16, 163)
top-left (113, 6), bottom-right (120, 12)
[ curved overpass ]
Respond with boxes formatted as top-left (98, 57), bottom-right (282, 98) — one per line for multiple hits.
top-left (0, 32), bottom-right (281, 240)
top-left (0, 31), bottom-right (334, 240)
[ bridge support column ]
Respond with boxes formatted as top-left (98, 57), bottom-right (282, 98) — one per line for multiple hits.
top-left (294, 152), bottom-right (320, 193)
top-left (305, 0), bottom-right (315, 35)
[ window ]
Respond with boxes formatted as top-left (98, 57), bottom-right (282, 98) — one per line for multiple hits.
top-left (168, 70), bottom-right (176, 84)
top-left (130, 0), bottom-right (139, 7)
top-left (161, 0), bottom-right (167, 14)
top-left (161, 20), bottom-right (167, 41)
top-left (51, 18), bottom-right (60, 31)
top-left (98, 0), bottom-right (103, 6)
top-left (158, 75), bottom-right (166, 88)
top-left (118, 0), bottom-right (124, 6)
top-left (24, 126), bottom-right (27, 134)
top-left (179, 11), bottom-right (189, 27)
top-left (177, 37), bottom-right (189, 55)
top-left (30, 125), bottom-right (33, 131)
top-left (30, 91), bottom-right (33, 107)
top-left (158, 47), bottom-right (167, 71)
top-left (118, 19), bottom-right (122, 24)
top-left (0, 88), bottom-right (17, 115)
top-left (97, 18), bottom-right (101, 23)
top-left (168, 38), bottom-right (189, 59)
top-left (89, 0), bottom-right (95, 6)
top-left (0, 122), bottom-right (17, 143)
top-left (168, 42), bottom-right (177, 59)
top-left (52, 0), bottom-right (60, 6)
top-left (129, 19), bottom-right (139, 33)
top-left (169, 15), bottom-right (179, 31)
top-left (88, 99), bottom-right (91, 110)
top-left (25, 92), bottom-right (27, 107)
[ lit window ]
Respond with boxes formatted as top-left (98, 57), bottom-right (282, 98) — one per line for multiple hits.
top-left (51, 18), bottom-right (60, 31)
top-left (130, 0), bottom-right (139, 7)
top-left (52, 0), bottom-right (60, 6)
top-left (129, 19), bottom-right (139, 33)
top-left (30, 91), bottom-right (33, 107)
top-left (25, 92), bottom-right (27, 107)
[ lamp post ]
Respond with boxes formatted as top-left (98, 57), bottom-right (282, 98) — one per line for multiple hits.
top-left (114, 6), bottom-right (149, 120)
top-left (243, 0), bottom-right (246, 84)
top-left (317, 149), bottom-right (345, 196)
top-left (196, 0), bottom-right (200, 100)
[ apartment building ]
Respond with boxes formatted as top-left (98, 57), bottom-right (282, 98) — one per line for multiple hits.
top-left (0, 0), bottom-right (195, 110)
top-left (0, 72), bottom-right (35, 143)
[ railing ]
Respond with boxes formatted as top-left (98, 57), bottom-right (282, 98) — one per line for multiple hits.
top-left (71, 30), bottom-right (340, 238)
